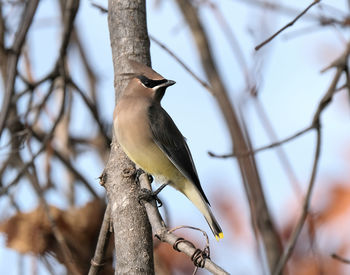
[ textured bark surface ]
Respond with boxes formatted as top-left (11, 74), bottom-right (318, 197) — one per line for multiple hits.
top-left (105, 1), bottom-right (154, 274)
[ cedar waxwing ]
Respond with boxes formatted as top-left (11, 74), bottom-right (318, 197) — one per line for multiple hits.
top-left (113, 60), bottom-right (223, 240)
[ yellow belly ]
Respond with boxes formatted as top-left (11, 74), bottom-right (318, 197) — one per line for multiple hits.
top-left (114, 96), bottom-right (186, 187)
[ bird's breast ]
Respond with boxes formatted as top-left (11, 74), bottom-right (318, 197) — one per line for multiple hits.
top-left (114, 97), bottom-right (177, 178)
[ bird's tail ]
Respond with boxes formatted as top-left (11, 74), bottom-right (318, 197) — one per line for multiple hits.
top-left (182, 182), bottom-right (223, 240)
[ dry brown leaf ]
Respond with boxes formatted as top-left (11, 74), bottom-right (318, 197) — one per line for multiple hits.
top-left (0, 199), bottom-right (113, 274)
top-left (0, 205), bottom-right (61, 254)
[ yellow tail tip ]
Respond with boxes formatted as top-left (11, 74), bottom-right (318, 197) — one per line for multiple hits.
top-left (215, 232), bottom-right (224, 241)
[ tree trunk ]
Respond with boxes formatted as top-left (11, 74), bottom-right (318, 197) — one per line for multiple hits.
top-left (105, 1), bottom-right (154, 274)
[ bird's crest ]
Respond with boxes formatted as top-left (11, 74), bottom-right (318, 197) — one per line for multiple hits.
top-left (125, 59), bottom-right (165, 80)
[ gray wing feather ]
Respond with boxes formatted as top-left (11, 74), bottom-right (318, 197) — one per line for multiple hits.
top-left (148, 103), bottom-right (210, 205)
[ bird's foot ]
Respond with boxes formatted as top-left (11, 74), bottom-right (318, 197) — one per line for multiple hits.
top-left (138, 182), bottom-right (170, 207)
top-left (138, 188), bottom-right (163, 207)
top-left (135, 168), bottom-right (145, 185)
top-left (153, 182), bottom-right (169, 196)
top-left (135, 168), bottom-right (153, 184)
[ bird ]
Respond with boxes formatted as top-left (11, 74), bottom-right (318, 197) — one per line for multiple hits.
top-left (113, 59), bottom-right (223, 240)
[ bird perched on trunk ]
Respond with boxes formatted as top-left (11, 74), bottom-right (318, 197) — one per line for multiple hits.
top-left (113, 59), bottom-right (223, 240)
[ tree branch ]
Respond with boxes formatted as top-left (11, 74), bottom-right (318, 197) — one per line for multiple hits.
top-left (0, 0), bottom-right (39, 138)
top-left (331, 253), bottom-right (350, 264)
top-left (273, 45), bottom-right (348, 273)
top-left (175, 0), bottom-right (282, 271)
top-left (88, 204), bottom-right (112, 275)
top-left (255, 0), bottom-right (321, 51)
top-left (209, 124), bottom-right (315, 158)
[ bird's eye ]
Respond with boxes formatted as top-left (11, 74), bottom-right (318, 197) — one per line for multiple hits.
top-left (143, 80), bottom-right (150, 86)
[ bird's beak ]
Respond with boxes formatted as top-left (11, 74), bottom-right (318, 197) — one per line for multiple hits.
top-left (159, 79), bottom-right (176, 88)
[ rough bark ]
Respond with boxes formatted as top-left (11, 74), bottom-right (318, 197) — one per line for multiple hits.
top-left (105, 1), bottom-right (154, 274)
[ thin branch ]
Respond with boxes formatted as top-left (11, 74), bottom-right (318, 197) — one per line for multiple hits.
top-left (30, 128), bottom-right (100, 199)
top-left (0, 3), bottom-right (8, 80)
top-left (331, 253), bottom-right (350, 264)
top-left (233, 0), bottom-right (319, 20)
top-left (237, 0), bottom-right (347, 29)
top-left (255, 0), bottom-right (321, 51)
top-left (67, 78), bottom-right (111, 145)
top-left (149, 35), bottom-right (212, 93)
top-left (88, 204), bottom-right (112, 275)
top-left (41, 256), bottom-right (57, 275)
top-left (0, 145), bottom-right (45, 197)
top-left (138, 173), bottom-right (229, 275)
top-left (273, 61), bottom-right (345, 274)
top-left (30, 78), bottom-right (57, 128)
top-left (71, 28), bottom-right (98, 103)
top-left (22, 69), bottom-right (81, 274)
top-left (0, 0), bottom-right (39, 137)
top-left (252, 99), bottom-right (302, 197)
top-left (209, 124), bottom-right (315, 158)
top-left (90, 1), bottom-right (107, 13)
top-left (273, 126), bottom-right (321, 275)
top-left (13, 70), bottom-right (58, 102)
top-left (26, 162), bottom-right (81, 275)
top-left (58, 0), bottom-right (80, 58)
top-left (203, 0), bottom-right (249, 83)
top-left (1, 70), bottom-right (67, 197)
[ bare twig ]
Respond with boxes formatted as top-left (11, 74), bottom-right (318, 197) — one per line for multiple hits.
top-left (273, 60), bottom-right (345, 275)
top-left (13, 70), bottom-right (58, 102)
top-left (273, 126), bottom-right (321, 275)
top-left (26, 162), bottom-right (81, 275)
top-left (0, 146), bottom-right (44, 197)
top-left (67, 78), bottom-right (111, 145)
top-left (209, 124), bottom-right (315, 158)
top-left (234, 0), bottom-right (319, 20)
top-left (331, 253), bottom-right (350, 264)
top-left (203, 0), bottom-right (249, 83)
top-left (255, 0), bottom-right (321, 51)
top-left (88, 204), bottom-right (112, 275)
top-left (90, 1), bottom-right (108, 13)
top-left (252, 99), bottom-right (302, 197)
top-left (71, 28), bottom-right (98, 103)
top-left (30, 128), bottom-right (100, 199)
top-left (0, 3), bottom-right (8, 80)
top-left (41, 256), bottom-right (57, 275)
top-left (59, 0), bottom-right (80, 58)
top-left (1, 72), bottom-right (68, 197)
top-left (0, 0), bottom-right (39, 137)
top-left (150, 35), bottom-right (212, 92)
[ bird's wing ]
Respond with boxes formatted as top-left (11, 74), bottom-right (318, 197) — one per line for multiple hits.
top-left (148, 103), bottom-right (210, 205)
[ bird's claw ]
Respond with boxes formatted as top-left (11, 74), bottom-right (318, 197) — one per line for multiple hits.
top-left (135, 168), bottom-right (145, 184)
top-left (135, 168), bottom-right (153, 184)
top-left (138, 188), bottom-right (163, 207)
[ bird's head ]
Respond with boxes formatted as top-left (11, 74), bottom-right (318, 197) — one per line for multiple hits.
top-left (121, 59), bottom-right (176, 102)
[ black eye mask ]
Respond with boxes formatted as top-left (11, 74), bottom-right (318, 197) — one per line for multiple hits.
top-left (137, 75), bottom-right (167, 88)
